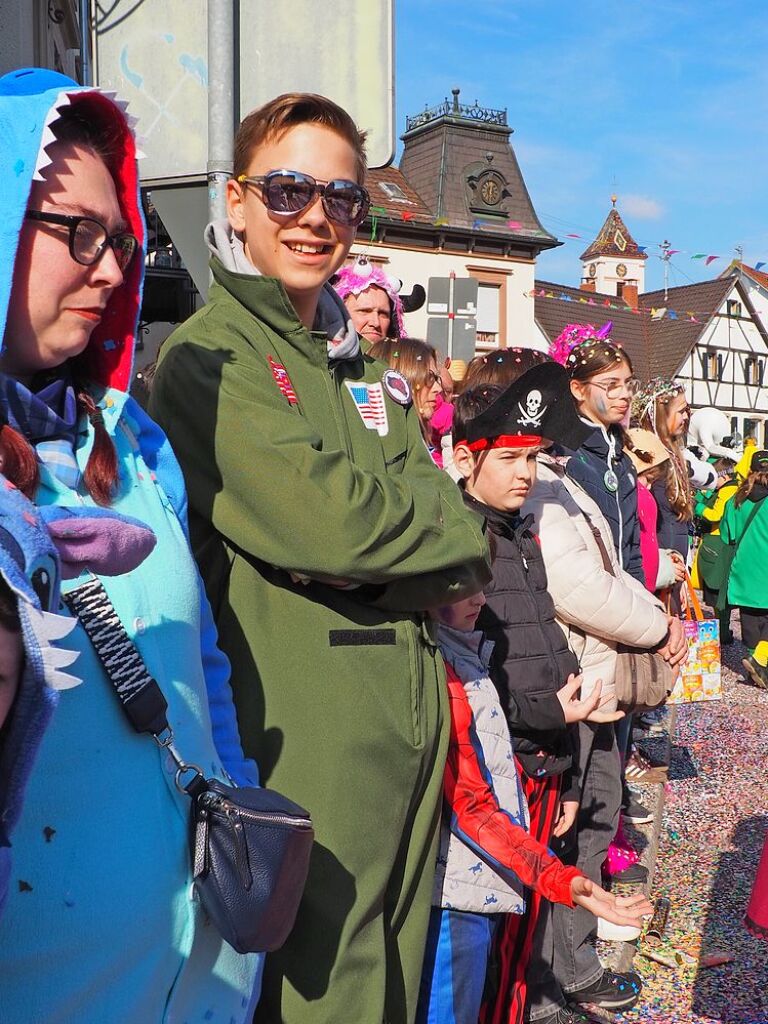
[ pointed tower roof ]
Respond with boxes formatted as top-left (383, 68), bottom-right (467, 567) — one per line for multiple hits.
top-left (580, 197), bottom-right (647, 262)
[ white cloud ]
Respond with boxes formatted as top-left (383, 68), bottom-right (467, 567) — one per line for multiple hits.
top-left (621, 194), bottom-right (665, 220)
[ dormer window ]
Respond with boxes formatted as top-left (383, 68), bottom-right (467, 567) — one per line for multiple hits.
top-left (379, 181), bottom-right (409, 203)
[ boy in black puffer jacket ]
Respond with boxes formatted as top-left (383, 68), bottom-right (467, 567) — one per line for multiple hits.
top-left (451, 364), bottom-right (642, 1024)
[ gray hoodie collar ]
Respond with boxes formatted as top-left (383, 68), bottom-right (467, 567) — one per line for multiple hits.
top-left (205, 218), bottom-right (360, 362)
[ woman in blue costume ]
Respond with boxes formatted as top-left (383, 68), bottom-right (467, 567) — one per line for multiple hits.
top-left (0, 68), bottom-right (262, 1023)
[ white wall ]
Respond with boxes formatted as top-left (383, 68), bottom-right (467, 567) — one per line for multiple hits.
top-left (348, 241), bottom-right (541, 351)
top-left (585, 255), bottom-right (645, 296)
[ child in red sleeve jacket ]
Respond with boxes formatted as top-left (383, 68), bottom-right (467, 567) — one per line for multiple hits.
top-left (416, 588), bottom-right (652, 1024)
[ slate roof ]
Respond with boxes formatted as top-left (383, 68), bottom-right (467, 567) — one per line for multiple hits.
top-left (580, 204), bottom-right (648, 263)
top-left (398, 102), bottom-right (557, 246)
top-left (534, 275), bottom-right (749, 380)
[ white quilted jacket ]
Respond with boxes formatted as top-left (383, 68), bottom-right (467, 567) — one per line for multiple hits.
top-left (523, 454), bottom-right (669, 708)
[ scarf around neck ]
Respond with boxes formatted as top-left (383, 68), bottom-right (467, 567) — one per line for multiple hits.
top-left (0, 371), bottom-right (81, 489)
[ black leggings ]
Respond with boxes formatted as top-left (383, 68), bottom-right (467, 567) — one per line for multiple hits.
top-left (740, 608), bottom-right (768, 651)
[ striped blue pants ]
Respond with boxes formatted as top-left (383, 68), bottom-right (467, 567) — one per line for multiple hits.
top-left (416, 907), bottom-right (498, 1024)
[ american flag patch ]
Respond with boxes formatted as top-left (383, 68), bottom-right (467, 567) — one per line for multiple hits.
top-left (267, 356), bottom-right (298, 405)
top-left (345, 381), bottom-right (389, 437)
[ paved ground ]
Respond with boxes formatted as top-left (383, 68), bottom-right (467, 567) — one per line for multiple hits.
top-left (618, 612), bottom-right (768, 1024)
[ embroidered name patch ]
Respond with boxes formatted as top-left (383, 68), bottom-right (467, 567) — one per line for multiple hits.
top-left (267, 356), bottom-right (298, 405)
top-left (345, 381), bottom-right (389, 437)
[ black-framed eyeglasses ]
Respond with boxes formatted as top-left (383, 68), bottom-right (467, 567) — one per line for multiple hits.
top-left (588, 376), bottom-right (641, 399)
top-left (25, 210), bottom-right (139, 273)
top-left (237, 169), bottom-right (370, 227)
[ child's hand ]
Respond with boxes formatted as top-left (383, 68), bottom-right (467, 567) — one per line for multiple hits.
top-left (570, 876), bottom-right (653, 926)
top-left (668, 550), bottom-right (687, 582)
top-left (552, 799), bottom-right (579, 837)
top-left (557, 676), bottom-right (624, 724)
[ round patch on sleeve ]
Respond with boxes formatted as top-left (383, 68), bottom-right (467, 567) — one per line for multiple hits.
top-left (382, 369), bottom-right (412, 406)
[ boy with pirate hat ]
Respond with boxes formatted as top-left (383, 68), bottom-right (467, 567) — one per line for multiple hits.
top-left (451, 362), bottom-right (630, 1024)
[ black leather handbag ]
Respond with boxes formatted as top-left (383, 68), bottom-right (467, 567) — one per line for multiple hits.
top-left (64, 577), bottom-right (314, 955)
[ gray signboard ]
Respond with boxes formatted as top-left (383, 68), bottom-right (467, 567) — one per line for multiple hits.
top-left (426, 276), bottom-right (479, 361)
top-left (93, 0), bottom-right (395, 185)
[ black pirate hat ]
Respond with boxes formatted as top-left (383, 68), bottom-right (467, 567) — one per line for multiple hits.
top-left (458, 361), bottom-right (591, 451)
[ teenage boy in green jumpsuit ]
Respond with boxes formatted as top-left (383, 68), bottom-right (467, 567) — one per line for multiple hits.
top-left (150, 94), bottom-right (490, 1024)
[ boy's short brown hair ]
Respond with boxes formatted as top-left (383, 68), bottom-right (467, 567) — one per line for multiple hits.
top-left (452, 384), bottom-right (504, 446)
top-left (234, 93), bottom-right (368, 183)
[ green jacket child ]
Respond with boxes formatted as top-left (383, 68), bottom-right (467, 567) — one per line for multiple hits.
top-left (150, 94), bottom-right (489, 1024)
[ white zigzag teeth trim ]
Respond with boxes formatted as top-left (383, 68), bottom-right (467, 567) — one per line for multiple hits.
top-left (48, 669), bottom-right (81, 691)
top-left (25, 605), bottom-right (77, 643)
top-left (23, 605), bottom-right (82, 690)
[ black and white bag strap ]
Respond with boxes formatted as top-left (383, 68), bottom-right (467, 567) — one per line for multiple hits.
top-left (63, 577), bottom-right (205, 793)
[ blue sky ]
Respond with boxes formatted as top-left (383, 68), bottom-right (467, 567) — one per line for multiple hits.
top-left (395, 0), bottom-right (768, 292)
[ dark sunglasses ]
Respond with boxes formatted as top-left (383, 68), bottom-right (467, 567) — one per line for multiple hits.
top-left (237, 169), bottom-right (370, 227)
top-left (25, 210), bottom-right (139, 272)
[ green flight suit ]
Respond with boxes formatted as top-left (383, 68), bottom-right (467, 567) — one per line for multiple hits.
top-left (150, 259), bottom-right (490, 1024)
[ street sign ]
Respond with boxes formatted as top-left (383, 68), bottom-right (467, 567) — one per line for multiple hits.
top-left (93, 0), bottom-right (395, 185)
top-left (426, 276), bottom-right (479, 360)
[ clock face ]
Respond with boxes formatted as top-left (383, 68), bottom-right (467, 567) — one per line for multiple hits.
top-left (481, 178), bottom-right (501, 205)
top-left (588, 263), bottom-right (597, 277)
top-left (616, 263), bottom-right (628, 278)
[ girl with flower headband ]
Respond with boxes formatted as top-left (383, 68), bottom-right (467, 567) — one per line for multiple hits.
top-left (549, 324), bottom-right (645, 584)
top-left (630, 378), bottom-right (693, 566)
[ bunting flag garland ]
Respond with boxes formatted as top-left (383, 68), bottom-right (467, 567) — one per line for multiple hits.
top-left (524, 288), bottom-right (735, 323)
top-left (361, 206), bottom-right (766, 272)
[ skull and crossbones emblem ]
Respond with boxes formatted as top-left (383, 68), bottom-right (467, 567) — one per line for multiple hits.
top-left (517, 389), bottom-right (548, 428)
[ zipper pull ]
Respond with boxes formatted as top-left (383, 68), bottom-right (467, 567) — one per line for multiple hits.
top-left (224, 802), bottom-right (253, 890)
top-left (521, 554), bottom-right (529, 571)
top-left (193, 806), bottom-right (209, 879)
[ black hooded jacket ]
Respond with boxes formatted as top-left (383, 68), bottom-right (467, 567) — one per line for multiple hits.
top-left (464, 492), bottom-right (579, 786)
top-left (565, 422), bottom-right (645, 584)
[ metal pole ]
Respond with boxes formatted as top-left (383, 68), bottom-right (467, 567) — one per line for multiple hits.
top-left (207, 0), bottom-right (235, 225)
top-left (79, 0), bottom-right (92, 85)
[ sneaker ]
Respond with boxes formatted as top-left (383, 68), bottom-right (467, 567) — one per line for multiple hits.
top-left (597, 917), bottom-right (641, 942)
top-left (610, 861), bottom-right (648, 884)
top-left (623, 795), bottom-right (654, 824)
top-left (742, 655), bottom-right (768, 690)
top-left (568, 969), bottom-right (642, 1010)
top-left (534, 1006), bottom-right (599, 1024)
top-left (625, 748), bottom-right (668, 783)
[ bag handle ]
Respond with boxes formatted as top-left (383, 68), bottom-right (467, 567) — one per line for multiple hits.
top-left (682, 573), bottom-right (704, 622)
top-left (63, 577), bottom-right (206, 795)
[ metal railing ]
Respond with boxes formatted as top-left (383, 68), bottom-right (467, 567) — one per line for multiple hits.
top-left (406, 98), bottom-right (507, 131)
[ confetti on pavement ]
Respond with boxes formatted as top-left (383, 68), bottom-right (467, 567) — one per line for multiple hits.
top-left (619, 617), bottom-right (768, 1024)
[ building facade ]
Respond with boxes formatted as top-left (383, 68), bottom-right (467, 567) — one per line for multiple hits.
top-left (348, 90), bottom-right (560, 354)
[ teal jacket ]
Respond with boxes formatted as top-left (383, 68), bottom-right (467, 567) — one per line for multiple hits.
top-left (0, 390), bottom-right (261, 1023)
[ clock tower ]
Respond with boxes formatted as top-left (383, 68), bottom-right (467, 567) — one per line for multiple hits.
top-left (580, 197), bottom-right (646, 298)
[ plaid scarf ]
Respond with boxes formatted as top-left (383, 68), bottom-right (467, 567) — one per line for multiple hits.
top-left (0, 371), bottom-right (82, 489)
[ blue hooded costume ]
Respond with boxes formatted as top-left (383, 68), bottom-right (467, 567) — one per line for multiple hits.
top-left (0, 69), bottom-right (262, 1022)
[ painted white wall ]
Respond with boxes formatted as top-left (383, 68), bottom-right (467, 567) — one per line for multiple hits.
top-left (582, 255), bottom-right (645, 296)
top-left (348, 242), bottom-right (541, 351)
top-left (674, 284), bottom-right (768, 443)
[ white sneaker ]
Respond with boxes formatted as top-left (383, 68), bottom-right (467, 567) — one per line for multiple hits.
top-left (597, 918), bottom-right (641, 942)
